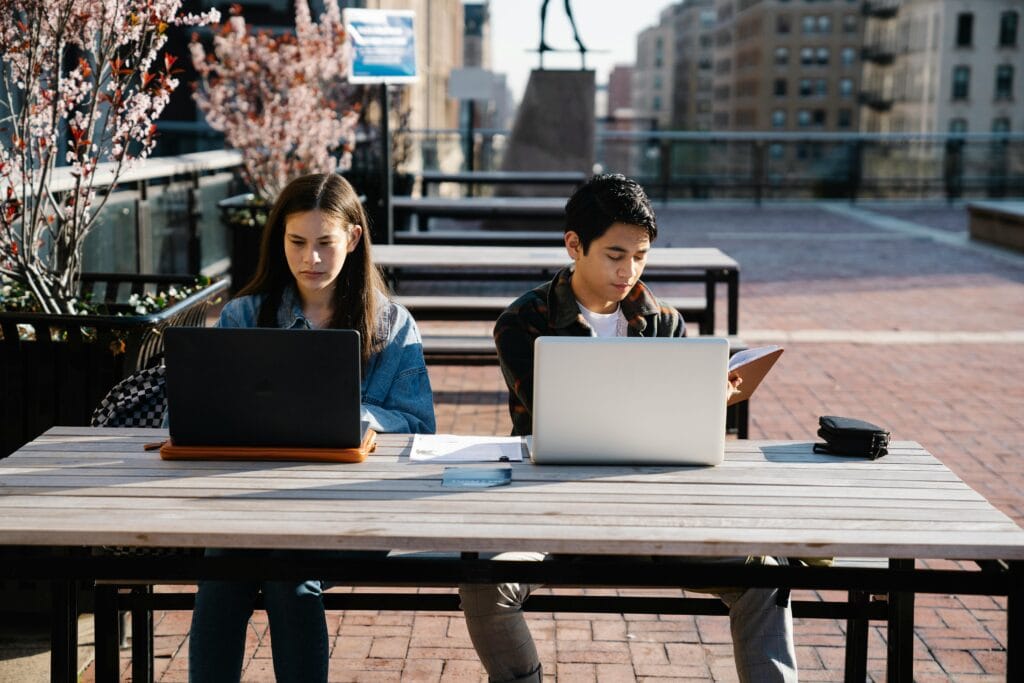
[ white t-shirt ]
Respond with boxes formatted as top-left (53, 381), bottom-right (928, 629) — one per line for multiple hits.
top-left (577, 302), bottom-right (628, 338)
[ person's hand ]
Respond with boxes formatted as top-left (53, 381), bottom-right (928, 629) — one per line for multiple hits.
top-left (727, 371), bottom-right (743, 401)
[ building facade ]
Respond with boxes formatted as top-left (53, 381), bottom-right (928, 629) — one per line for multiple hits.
top-left (634, 12), bottom-right (676, 129)
top-left (670, 0), bottom-right (716, 131)
top-left (710, 0), bottom-right (864, 132)
top-left (861, 0), bottom-right (1023, 134)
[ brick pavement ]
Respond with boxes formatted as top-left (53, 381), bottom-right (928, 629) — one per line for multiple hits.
top-left (77, 201), bottom-right (1023, 681)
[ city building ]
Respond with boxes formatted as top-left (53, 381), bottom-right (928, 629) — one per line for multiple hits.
top-left (860, 0), bottom-right (1023, 134)
top-left (710, 0), bottom-right (865, 132)
top-left (634, 10), bottom-right (676, 130)
top-left (670, 0), bottom-right (716, 131)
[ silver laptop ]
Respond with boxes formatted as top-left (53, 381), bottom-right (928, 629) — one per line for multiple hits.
top-left (529, 336), bottom-right (729, 466)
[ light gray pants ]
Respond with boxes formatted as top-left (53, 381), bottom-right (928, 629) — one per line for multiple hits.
top-left (458, 553), bottom-right (798, 683)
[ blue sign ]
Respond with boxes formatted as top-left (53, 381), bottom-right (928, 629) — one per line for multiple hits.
top-left (344, 9), bottom-right (417, 84)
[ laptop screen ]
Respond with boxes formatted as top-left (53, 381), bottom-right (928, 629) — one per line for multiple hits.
top-left (164, 327), bottom-right (362, 448)
top-left (530, 336), bottom-right (729, 466)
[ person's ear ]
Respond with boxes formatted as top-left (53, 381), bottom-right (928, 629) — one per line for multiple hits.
top-left (565, 231), bottom-right (582, 260)
top-left (347, 225), bottom-right (363, 253)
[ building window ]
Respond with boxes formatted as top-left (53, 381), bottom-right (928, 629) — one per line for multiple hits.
top-left (815, 78), bottom-right (828, 96)
top-left (797, 109), bottom-right (811, 127)
top-left (956, 13), bottom-right (973, 47)
top-left (949, 118), bottom-right (967, 134)
top-left (774, 78), bottom-right (788, 96)
top-left (777, 15), bottom-right (791, 34)
top-left (995, 65), bottom-right (1014, 100)
top-left (816, 47), bottom-right (830, 65)
top-left (992, 117), bottom-right (1011, 134)
top-left (952, 65), bottom-right (970, 100)
top-left (818, 16), bottom-right (831, 33)
top-left (843, 14), bottom-right (857, 34)
top-left (1000, 11), bottom-right (1019, 47)
top-left (813, 109), bottom-right (827, 126)
top-left (841, 47), bottom-right (857, 66)
top-left (775, 47), bottom-right (790, 65)
top-left (797, 78), bottom-right (810, 96)
top-left (772, 109), bottom-right (786, 128)
top-left (654, 74), bottom-right (663, 90)
top-left (769, 143), bottom-right (784, 159)
top-left (800, 47), bottom-right (814, 65)
top-left (838, 108), bottom-right (852, 128)
top-left (802, 15), bottom-right (815, 34)
top-left (839, 77), bottom-right (854, 98)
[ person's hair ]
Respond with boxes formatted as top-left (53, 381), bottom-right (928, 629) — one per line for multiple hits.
top-left (237, 173), bottom-right (388, 363)
top-left (563, 173), bottom-right (657, 252)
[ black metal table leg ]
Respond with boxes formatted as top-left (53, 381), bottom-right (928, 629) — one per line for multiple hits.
top-left (49, 580), bottom-right (77, 683)
top-left (703, 274), bottom-right (716, 335)
top-left (132, 585), bottom-right (155, 683)
top-left (727, 269), bottom-right (739, 336)
top-left (887, 559), bottom-right (915, 683)
top-left (843, 590), bottom-right (869, 682)
top-left (1008, 562), bottom-right (1022, 682)
top-left (93, 583), bottom-right (121, 682)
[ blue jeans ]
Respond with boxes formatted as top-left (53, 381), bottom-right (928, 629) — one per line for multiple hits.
top-left (188, 549), bottom-right (384, 683)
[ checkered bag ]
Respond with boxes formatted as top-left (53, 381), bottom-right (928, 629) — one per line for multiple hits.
top-left (90, 364), bottom-right (167, 428)
top-left (90, 363), bottom-right (193, 558)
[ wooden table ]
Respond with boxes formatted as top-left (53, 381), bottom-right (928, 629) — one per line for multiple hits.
top-left (1, 428), bottom-right (1021, 681)
top-left (374, 244), bottom-right (741, 335)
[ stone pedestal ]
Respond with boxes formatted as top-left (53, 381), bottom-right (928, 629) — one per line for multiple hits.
top-left (498, 69), bottom-right (595, 198)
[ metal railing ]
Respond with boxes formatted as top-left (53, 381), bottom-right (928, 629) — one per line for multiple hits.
top-left (56, 150), bottom-right (246, 276)
top-left (395, 129), bottom-right (1024, 203)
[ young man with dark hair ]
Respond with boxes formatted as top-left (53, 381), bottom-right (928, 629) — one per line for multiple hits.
top-left (458, 174), bottom-right (798, 683)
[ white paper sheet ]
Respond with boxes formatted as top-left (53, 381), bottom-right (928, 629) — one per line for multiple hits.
top-left (410, 434), bottom-right (525, 463)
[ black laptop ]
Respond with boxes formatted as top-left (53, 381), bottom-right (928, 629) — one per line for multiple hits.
top-left (164, 327), bottom-right (364, 448)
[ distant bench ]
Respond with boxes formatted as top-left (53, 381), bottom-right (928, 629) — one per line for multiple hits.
top-left (420, 170), bottom-right (587, 195)
top-left (391, 196), bottom-right (566, 230)
top-left (394, 229), bottom-right (564, 246)
top-left (967, 201), bottom-right (1024, 252)
top-left (396, 294), bottom-right (707, 324)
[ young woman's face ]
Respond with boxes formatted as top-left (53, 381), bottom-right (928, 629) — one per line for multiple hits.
top-left (283, 210), bottom-right (361, 299)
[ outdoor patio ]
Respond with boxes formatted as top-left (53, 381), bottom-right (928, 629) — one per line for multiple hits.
top-left (2, 199), bottom-right (1021, 681)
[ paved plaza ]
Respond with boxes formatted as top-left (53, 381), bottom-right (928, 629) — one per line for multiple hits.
top-left (4, 200), bottom-right (1022, 681)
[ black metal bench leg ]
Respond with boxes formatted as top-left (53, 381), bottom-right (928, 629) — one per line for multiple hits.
top-left (1008, 562), bottom-right (1022, 682)
top-left (49, 580), bottom-right (77, 683)
top-left (93, 584), bottom-right (121, 682)
top-left (132, 585), bottom-right (155, 683)
top-left (886, 559), bottom-right (915, 683)
top-left (843, 590), bottom-right (869, 683)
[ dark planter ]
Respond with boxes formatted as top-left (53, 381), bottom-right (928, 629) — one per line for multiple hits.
top-left (218, 193), bottom-right (268, 294)
top-left (0, 273), bottom-right (229, 458)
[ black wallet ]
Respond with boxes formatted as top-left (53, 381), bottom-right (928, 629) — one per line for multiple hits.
top-left (812, 415), bottom-right (889, 460)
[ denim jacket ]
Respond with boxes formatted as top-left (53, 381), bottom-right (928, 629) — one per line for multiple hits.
top-left (218, 286), bottom-right (436, 434)
top-left (493, 266), bottom-right (685, 436)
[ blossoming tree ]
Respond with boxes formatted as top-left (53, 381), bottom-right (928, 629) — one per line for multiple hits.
top-left (189, 0), bottom-right (360, 202)
top-left (0, 0), bottom-right (219, 314)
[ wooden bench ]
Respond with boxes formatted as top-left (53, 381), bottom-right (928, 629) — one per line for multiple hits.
top-left (967, 201), bottom-right (1024, 252)
top-left (396, 294), bottom-right (708, 325)
top-left (394, 229), bottom-right (565, 246)
top-left (420, 170), bottom-right (587, 196)
top-left (391, 196), bottom-right (566, 230)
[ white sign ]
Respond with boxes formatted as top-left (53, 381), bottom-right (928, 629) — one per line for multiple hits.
top-left (449, 68), bottom-right (495, 101)
top-left (344, 8), bottom-right (417, 84)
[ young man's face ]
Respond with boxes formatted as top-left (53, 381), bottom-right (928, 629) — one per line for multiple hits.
top-left (566, 222), bottom-right (651, 314)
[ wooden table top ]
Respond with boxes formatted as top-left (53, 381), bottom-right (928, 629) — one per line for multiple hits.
top-left (1, 428), bottom-right (1022, 562)
top-left (373, 244), bottom-right (739, 271)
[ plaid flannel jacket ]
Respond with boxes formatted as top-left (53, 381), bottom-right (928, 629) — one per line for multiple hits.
top-left (493, 266), bottom-right (686, 436)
